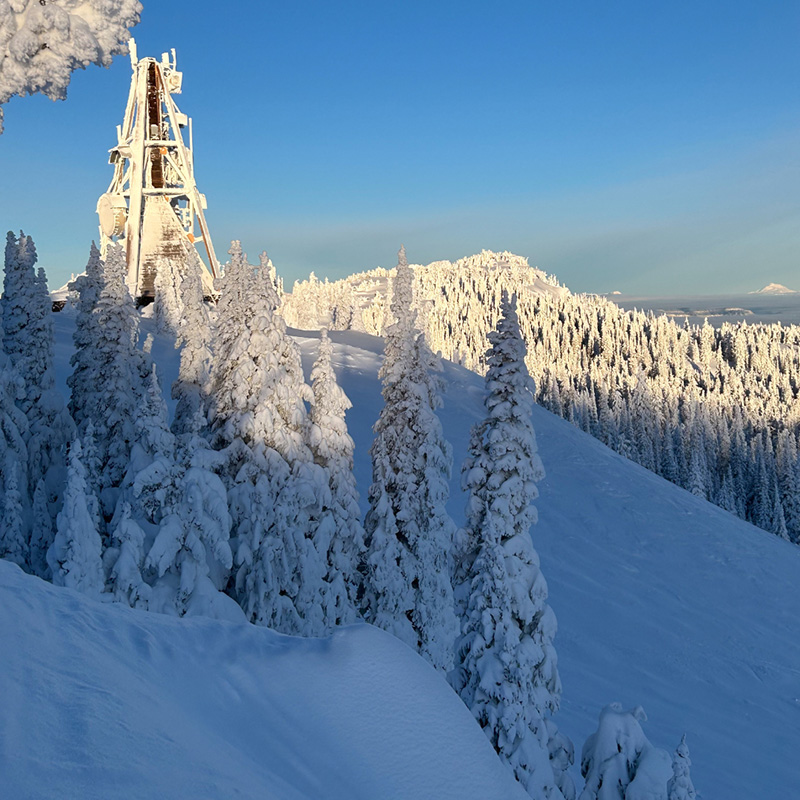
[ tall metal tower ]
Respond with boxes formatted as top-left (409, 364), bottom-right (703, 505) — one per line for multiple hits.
top-left (96, 39), bottom-right (218, 300)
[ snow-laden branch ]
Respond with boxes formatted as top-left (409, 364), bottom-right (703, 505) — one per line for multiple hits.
top-left (0, 0), bottom-right (141, 133)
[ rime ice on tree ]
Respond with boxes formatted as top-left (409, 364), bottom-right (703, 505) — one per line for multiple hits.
top-left (47, 440), bottom-right (104, 596)
top-left (0, 1), bottom-right (142, 134)
top-left (451, 292), bottom-right (572, 799)
top-left (307, 329), bottom-right (365, 630)
top-left (208, 241), bottom-right (327, 635)
top-left (362, 246), bottom-right (458, 672)
top-left (579, 704), bottom-right (673, 800)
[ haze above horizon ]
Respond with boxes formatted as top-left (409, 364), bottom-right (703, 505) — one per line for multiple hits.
top-left (0, 1), bottom-right (797, 296)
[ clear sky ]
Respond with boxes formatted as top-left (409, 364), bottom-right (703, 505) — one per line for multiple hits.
top-left (0, 1), bottom-right (798, 295)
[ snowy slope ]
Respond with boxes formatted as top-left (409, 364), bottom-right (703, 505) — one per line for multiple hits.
top-left (10, 310), bottom-right (800, 799)
top-left (751, 282), bottom-right (798, 295)
top-left (294, 328), bottom-right (800, 800)
top-left (0, 560), bottom-right (527, 800)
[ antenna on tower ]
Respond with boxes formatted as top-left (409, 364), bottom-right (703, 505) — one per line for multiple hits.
top-left (97, 38), bottom-right (218, 301)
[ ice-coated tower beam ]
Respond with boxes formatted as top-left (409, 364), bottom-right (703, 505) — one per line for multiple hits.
top-left (97, 39), bottom-right (219, 299)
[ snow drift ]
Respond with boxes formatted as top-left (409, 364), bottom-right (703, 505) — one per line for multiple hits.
top-left (0, 559), bottom-right (527, 800)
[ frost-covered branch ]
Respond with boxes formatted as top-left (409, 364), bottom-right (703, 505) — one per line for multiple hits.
top-left (0, 0), bottom-right (142, 133)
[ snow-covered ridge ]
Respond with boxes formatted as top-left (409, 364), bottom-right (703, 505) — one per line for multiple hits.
top-left (284, 248), bottom-right (800, 548)
top-left (281, 249), bottom-right (566, 334)
top-left (750, 282), bottom-right (798, 295)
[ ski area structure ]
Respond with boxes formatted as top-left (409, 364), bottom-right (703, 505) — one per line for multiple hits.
top-left (96, 39), bottom-right (218, 300)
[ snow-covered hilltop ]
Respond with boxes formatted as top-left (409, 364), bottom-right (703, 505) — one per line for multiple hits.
top-left (750, 282), bottom-right (798, 295)
top-left (0, 558), bottom-right (528, 800)
top-left (286, 251), bottom-right (800, 547)
top-left (282, 250), bottom-right (567, 335)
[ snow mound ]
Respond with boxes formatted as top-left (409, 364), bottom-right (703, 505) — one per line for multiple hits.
top-left (0, 559), bottom-right (527, 800)
top-left (749, 282), bottom-right (797, 295)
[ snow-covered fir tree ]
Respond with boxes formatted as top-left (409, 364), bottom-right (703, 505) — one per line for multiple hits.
top-left (106, 499), bottom-right (150, 608)
top-left (171, 248), bottom-right (212, 436)
top-left (29, 478), bottom-right (51, 578)
top-left (2, 231), bottom-right (73, 575)
top-left (306, 328), bottom-right (365, 631)
top-left (451, 292), bottom-right (572, 800)
top-left (3, 231), bottom-right (46, 416)
top-left (130, 359), bottom-right (235, 621)
top-left (667, 735), bottom-right (696, 800)
top-left (67, 243), bottom-right (146, 517)
top-left (0, 349), bottom-right (29, 568)
top-left (207, 241), bottom-right (326, 635)
top-left (362, 246), bottom-right (458, 672)
top-left (103, 361), bottom-right (174, 607)
top-left (153, 252), bottom-right (186, 336)
top-left (47, 439), bottom-right (104, 595)
top-left (579, 704), bottom-right (673, 800)
top-left (67, 242), bottom-right (105, 432)
top-left (1, 450), bottom-right (26, 568)
top-left (142, 421), bottom-right (236, 620)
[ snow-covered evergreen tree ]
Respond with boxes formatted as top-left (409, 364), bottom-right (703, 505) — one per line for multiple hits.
top-left (143, 458), bottom-right (235, 619)
top-left (362, 246), bottom-right (458, 672)
top-left (67, 243), bottom-right (105, 431)
top-left (153, 253), bottom-right (185, 336)
top-left (451, 292), bottom-right (570, 799)
top-left (0, 349), bottom-right (29, 568)
top-left (208, 241), bottom-right (326, 635)
top-left (29, 478), bottom-right (51, 578)
top-left (47, 440), bottom-right (104, 595)
top-left (138, 388), bottom-right (236, 621)
top-left (3, 231), bottom-right (44, 415)
top-left (1, 450), bottom-right (26, 567)
top-left (105, 500), bottom-right (150, 608)
top-left (171, 248), bottom-right (212, 436)
top-left (306, 329), bottom-right (365, 630)
top-left (68, 243), bottom-right (145, 515)
top-left (2, 231), bottom-right (74, 574)
top-left (579, 704), bottom-right (673, 800)
top-left (667, 735), bottom-right (696, 800)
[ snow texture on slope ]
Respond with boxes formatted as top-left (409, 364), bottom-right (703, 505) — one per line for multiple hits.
top-left (0, 559), bottom-right (528, 800)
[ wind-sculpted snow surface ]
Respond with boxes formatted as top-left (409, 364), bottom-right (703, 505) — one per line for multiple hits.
top-left (0, 0), bottom-right (141, 133)
top-left (0, 560), bottom-right (528, 800)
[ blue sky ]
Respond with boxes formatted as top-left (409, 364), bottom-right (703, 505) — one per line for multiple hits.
top-left (0, 1), bottom-right (798, 294)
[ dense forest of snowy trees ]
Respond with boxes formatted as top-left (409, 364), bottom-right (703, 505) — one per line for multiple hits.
top-left (284, 250), bottom-right (800, 546)
top-left (0, 234), bottom-right (699, 799)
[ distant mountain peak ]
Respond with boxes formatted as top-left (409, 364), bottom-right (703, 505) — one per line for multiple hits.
top-left (750, 283), bottom-right (797, 295)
